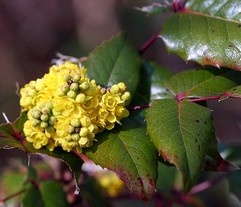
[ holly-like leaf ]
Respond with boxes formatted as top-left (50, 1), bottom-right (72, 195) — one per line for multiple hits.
top-left (225, 85), bottom-right (241, 98)
top-left (186, 0), bottom-right (241, 22)
top-left (165, 68), bottom-right (239, 98)
top-left (160, 8), bottom-right (241, 70)
top-left (84, 128), bottom-right (158, 200)
top-left (146, 99), bottom-right (213, 191)
top-left (83, 33), bottom-right (141, 96)
top-left (0, 113), bottom-right (83, 183)
top-left (40, 180), bottom-right (69, 207)
top-left (143, 61), bottom-right (173, 101)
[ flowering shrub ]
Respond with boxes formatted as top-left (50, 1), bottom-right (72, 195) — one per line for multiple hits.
top-left (20, 62), bottom-right (130, 152)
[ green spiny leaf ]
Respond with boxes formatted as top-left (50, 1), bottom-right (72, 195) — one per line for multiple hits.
top-left (160, 12), bottom-right (241, 70)
top-left (83, 33), bottom-right (141, 96)
top-left (146, 99), bottom-right (213, 192)
top-left (84, 128), bottom-right (158, 200)
top-left (165, 68), bottom-right (239, 97)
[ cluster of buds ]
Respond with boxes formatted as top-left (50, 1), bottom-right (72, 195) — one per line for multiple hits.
top-left (20, 62), bottom-right (130, 152)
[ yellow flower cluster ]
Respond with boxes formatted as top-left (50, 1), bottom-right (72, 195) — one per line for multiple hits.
top-left (20, 62), bottom-right (130, 152)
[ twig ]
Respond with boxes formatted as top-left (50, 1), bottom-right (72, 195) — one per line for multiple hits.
top-left (139, 31), bottom-right (160, 55)
top-left (0, 189), bottom-right (27, 203)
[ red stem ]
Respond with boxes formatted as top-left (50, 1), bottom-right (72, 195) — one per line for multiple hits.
top-left (139, 31), bottom-right (160, 55)
top-left (72, 149), bottom-right (91, 163)
top-left (0, 188), bottom-right (27, 203)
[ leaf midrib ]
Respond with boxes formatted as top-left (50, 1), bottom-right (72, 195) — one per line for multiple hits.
top-left (183, 10), bottom-right (241, 24)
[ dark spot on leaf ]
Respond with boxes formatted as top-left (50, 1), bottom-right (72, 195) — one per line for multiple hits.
top-left (197, 133), bottom-right (200, 136)
top-left (238, 24), bottom-right (241, 28)
top-left (228, 44), bottom-right (233, 47)
top-left (211, 29), bottom-right (215, 33)
top-left (198, 145), bottom-right (201, 151)
top-left (195, 138), bottom-right (198, 143)
top-left (204, 121), bottom-right (207, 124)
top-left (195, 119), bottom-right (200, 123)
top-left (232, 88), bottom-right (237, 91)
top-left (136, 157), bottom-right (140, 160)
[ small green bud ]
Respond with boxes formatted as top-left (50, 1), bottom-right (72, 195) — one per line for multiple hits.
top-left (71, 133), bottom-right (80, 141)
top-left (121, 91), bottom-right (131, 101)
top-left (31, 109), bottom-right (41, 119)
top-left (79, 82), bottom-right (89, 91)
top-left (79, 127), bottom-right (89, 137)
top-left (52, 108), bottom-right (61, 116)
top-left (63, 74), bottom-right (71, 82)
top-left (67, 90), bottom-right (77, 99)
top-left (73, 74), bottom-right (81, 83)
top-left (75, 93), bottom-right (86, 103)
top-left (117, 82), bottom-right (126, 91)
top-left (45, 101), bottom-right (53, 109)
top-left (28, 88), bottom-right (37, 97)
top-left (70, 83), bottom-right (79, 91)
top-left (31, 119), bottom-right (41, 127)
top-left (40, 122), bottom-right (48, 128)
top-left (61, 84), bottom-right (70, 94)
top-left (40, 114), bottom-right (49, 121)
top-left (70, 118), bottom-right (81, 127)
top-left (42, 107), bottom-right (50, 114)
top-left (66, 125), bottom-right (75, 134)
top-left (49, 116), bottom-right (57, 125)
top-left (110, 84), bottom-right (120, 94)
top-left (29, 81), bottom-right (36, 89)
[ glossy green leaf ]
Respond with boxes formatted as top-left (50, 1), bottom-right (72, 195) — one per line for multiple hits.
top-left (0, 113), bottom-right (83, 183)
top-left (186, 0), bottom-right (241, 22)
top-left (143, 61), bottom-right (173, 100)
top-left (160, 13), bottom-right (241, 70)
top-left (225, 85), bottom-right (241, 98)
top-left (165, 68), bottom-right (239, 97)
top-left (40, 181), bottom-right (69, 207)
top-left (84, 128), bottom-right (158, 200)
top-left (146, 99), bottom-right (213, 191)
top-left (83, 33), bottom-right (141, 96)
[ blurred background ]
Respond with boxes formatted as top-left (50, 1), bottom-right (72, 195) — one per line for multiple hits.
top-left (0, 0), bottom-right (241, 206)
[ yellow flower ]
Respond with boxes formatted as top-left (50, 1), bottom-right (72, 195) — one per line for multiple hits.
top-left (21, 61), bottom-right (130, 152)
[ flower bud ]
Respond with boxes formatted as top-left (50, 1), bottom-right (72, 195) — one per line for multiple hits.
top-left (121, 92), bottom-right (131, 101)
top-left (40, 114), bottom-right (49, 121)
top-left (66, 125), bottom-right (75, 134)
top-left (70, 118), bottom-right (81, 127)
top-left (67, 91), bottom-right (77, 99)
top-left (31, 119), bottom-right (41, 127)
top-left (40, 121), bottom-right (48, 128)
top-left (70, 83), bottom-right (79, 91)
top-left (49, 116), bottom-right (57, 125)
top-left (79, 127), bottom-right (89, 137)
top-left (110, 84), bottom-right (120, 94)
top-left (73, 74), bottom-right (81, 83)
top-left (42, 107), bottom-right (50, 114)
top-left (46, 126), bottom-right (55, 133)
top-left (79, 82), bottom-right (89, 91)
top-left (63, 74), bottom-right (71, 82)
top-left (75, 93), bottom-right (86, 103)
top-left (71, 133), bottom-right (80, 141)
top-left (78, 137), bottom-right (88, 145)
top-left (27, 88), bottom-right (37, 97)
top-left (35, 79), bottom-right (44, 91)
top-left (80, 116), bottom-right (91, 127)
top-left (31, 109), bottom-right (41, 119)
top-left (61, 84), bottom-right (70, 94)
top-left (117, 82), bottom-right (126, 91)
